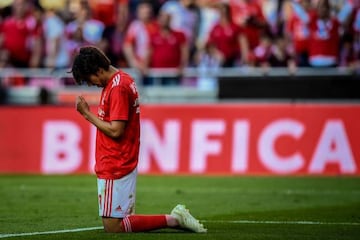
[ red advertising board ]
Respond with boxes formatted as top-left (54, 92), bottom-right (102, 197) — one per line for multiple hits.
top-left (0, 104), bottom-right (359, 175)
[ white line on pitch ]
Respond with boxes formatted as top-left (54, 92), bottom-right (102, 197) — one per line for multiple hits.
top-left (203, 220), bottom-right (360, 226)
top-left (1, 220), bottom-right (359, 238)
top-left (0, 226), bottom-right (103, 239)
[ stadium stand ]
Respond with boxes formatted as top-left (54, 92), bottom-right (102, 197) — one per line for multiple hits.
top-left (0, 0), bottom-right (359, 104)
top-left (0, 66), bottom-right (359, 105)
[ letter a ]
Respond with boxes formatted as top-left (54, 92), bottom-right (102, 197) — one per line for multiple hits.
top-left (309, 120), bottom-right (356, 174)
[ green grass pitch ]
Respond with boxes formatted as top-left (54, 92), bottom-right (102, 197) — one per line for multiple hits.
top-left (0, 175), bottom-right (359, 240)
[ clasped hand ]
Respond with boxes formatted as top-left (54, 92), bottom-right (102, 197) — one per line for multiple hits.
top-left (76, 95), bottom-right (90, 116)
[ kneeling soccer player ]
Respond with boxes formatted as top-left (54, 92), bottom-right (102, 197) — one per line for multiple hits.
top-left (71, 46), bottom-right (206, 233)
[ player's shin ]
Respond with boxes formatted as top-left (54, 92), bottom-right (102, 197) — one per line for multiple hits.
top-left (121, 215), bottom-right (168, 232)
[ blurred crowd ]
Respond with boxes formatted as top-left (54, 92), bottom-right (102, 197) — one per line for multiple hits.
top-left (0, 0), bottom-right (360, 89)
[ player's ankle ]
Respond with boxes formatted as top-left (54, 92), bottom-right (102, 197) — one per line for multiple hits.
top-left (165, 214), bottom-right (179, 227)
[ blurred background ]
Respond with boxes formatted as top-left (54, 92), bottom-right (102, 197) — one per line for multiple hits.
top-left (0, 0), bottom-right (359, 104)
top-left (0, 0), bottom-right (359, 176)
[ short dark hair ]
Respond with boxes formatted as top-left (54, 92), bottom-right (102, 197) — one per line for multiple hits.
top-left (71, 46), bottom-right (111, 85)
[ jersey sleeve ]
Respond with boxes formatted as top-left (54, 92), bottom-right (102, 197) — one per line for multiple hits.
top-left (109, 85), bottom-right (129, 121)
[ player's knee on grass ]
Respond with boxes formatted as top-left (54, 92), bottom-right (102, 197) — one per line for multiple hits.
top-left (102, 217), bottom-right (124, 233)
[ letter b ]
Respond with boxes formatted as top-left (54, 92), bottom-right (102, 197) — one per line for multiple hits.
top-left (41, 121), bottom-right (82, 174)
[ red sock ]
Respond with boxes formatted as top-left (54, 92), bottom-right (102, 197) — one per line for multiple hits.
top-left (121, 215), bottom-right (168, 232)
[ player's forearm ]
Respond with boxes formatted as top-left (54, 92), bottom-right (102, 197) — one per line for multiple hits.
top-left (83, 111), bottom-right (123, 138)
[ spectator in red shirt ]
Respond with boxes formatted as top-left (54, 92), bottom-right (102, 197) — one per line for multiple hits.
top-left (290, 0), bottom-right (341, 67)
top-left (123, 0), bottom-right (158, 84)
top-left (229, 0), bottom-right (269, 50)
top-left (285, 0), bottom-right (313, 66)
top-left (0, 0), bottom-right (42, 68)
top-left (88, 0), bottom-right (129, 27)
top-left (72, 46), bottom-right (206, 234)
top-left (309, 0), bottom-right (341, 67)
top-left (147, 11), bottom-right (189, 85)
top-left (207, 2), bottom-right (249, 67)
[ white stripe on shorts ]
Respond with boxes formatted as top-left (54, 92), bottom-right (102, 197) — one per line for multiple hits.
top-left (103, 180), bottom-right (113, 217)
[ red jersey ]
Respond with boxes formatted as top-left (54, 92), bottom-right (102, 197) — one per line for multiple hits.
top-left (229, 0), bottom-right (265, 49)
top-left (308, 16), bottom-right (340, 62)
top-left (1, 16), bottom-right (35, 63)
top-left (287, 13), bottom-right (310, 54)
top-left (229, 0), bottom-right (262, 26)
top-left (96, 70), bottom-right (140, 179)
top-left (208, 22), bottom-right (242, 61)
top-left (124, 20), bottom-right (159, 62)
top-left (149, 30), bottom-right (186, 68)
top-left (89, 0), bottom-right (128, 26)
